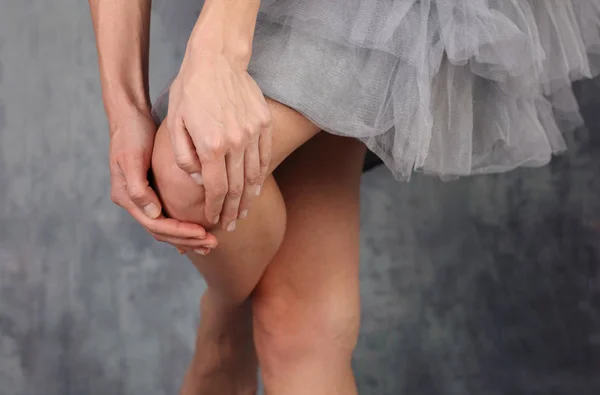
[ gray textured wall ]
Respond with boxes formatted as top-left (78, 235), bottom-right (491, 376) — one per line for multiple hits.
top-left (1, 1), bottom-right (600, 394)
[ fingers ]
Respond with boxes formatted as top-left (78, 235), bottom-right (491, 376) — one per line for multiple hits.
top-left (238, 140), bottom-right (261, 219)
top-left (189, 247), bottom-right (212, 256)
top-left (220, 150), bottom-right (245, 231)
top-left (201, 156), bottom-right (228, 226)
top-left (111, 181), bottom-right (218, 251)
top-left (122, 156), bottom-right (162, 219)
top-left (156, 230), bottom-right (215, 256)
top-left (126, 199), bottom-right (208, 239)
top-left (258, 120), bottom-right (273, 191)
top-left (150, 232), bottom-right (217, 249)
top-left (246, 77), bottom-right (273, 192)
top-left (133, 207), bottom-right (219, 251)
top-left (174, 246), bottom-right (212, 256)
top-left (168, 113), bottom-right (204, 185)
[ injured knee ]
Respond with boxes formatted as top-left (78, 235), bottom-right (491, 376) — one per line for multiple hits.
top-left (150, 122), bottom-right (214, 228)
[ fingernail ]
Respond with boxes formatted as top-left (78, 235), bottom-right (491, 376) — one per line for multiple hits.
top-left (239, 210), bottom-right (248, 219)
top-left (227, 221), bottom-right (236, 232)
top-left (176, 248), bottom-right (186, 254)
top-left (194, 249), bottom-right (206, 256)
top-left (212, 215), bottom-right (220, 225)
top-left (191, 173), bottom-right (203, 185)
top-left (143, 203), bottom-right (161, 219)
top-left (255, 185), bottom-right (262, 196)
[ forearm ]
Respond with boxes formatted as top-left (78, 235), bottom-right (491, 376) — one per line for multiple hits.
top-left (88, 0), bottom-right (152, 124)
top-left (189, 0), bottom-right (261, 68)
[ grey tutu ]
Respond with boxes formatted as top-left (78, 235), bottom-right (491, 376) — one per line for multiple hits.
top-left (152, 0), bottom-right (600, 181)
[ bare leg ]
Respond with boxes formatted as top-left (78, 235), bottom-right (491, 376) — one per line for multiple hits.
top-left (152, 99), bottom-right (320, 394)
top-left (152, 100), bottom-right (364, 394)
top-left (176, 132), bottom-right (365, 395)
top-left (253, 132), bottom-right (365, 394)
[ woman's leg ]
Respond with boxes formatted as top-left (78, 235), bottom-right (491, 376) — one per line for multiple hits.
top-left (152, 99), bottom-right (320, 395)
top-left (253, 132), bottom-right (365, 395)
top-left (152, 100), bottom-right (364, 394)
top-left (178, 132), bottom-right (365, 395)
top-left (152, 99), bottom-right (320, 302)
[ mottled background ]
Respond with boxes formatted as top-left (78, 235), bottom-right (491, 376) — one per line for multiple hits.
top-left (1, 1), bottom-right (600, 394)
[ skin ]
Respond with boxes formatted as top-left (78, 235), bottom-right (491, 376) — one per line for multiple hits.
top-left (152, 99), bottom-right (365, 394)
top-left (254, 133), bottom-right (364, 395)
top-left (166, 0), bottom-right (270, 231)
top-left (89, 0), bottom-right (216, 252)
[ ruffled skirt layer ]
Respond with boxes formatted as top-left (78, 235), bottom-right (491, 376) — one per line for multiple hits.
top-left (153, 0), bottom-right (600, 180)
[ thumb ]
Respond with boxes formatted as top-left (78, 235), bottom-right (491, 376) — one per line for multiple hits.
top-left (123, 156), bottom-right (162, 219)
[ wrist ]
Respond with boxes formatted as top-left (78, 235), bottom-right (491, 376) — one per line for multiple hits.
top-left (104, 90), bottom-right (152, 133)
top-left (188, 0), bottom-right (260, 68)
top-left (103, 88), bottom-right (152, 124)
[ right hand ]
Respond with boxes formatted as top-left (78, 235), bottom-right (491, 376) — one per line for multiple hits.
top-left (108, 107), bottom-right (217, 254)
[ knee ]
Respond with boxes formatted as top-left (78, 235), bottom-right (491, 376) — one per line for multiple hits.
top-left (150, 121), bottom-right (287, 261)
top-left (253, 285), bottom-right (360, 365)
top-left (150, 123), bottom-right (213, 228)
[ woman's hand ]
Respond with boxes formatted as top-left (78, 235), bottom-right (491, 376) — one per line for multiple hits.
top-left (167, 54), bottom-right (272, 232)
top-left (165, 0), bottom-right (271, 232)
top-left (109, 108), bottom-right (217, 254)
top-left (89, 0), bottom-right (217, 254)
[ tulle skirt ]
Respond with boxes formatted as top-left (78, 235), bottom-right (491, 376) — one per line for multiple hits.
top-left (152, 0), bottom-right (600, 181)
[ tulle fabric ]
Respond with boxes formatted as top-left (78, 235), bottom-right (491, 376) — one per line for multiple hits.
top-left (152, 0), bottom-right (600, 181)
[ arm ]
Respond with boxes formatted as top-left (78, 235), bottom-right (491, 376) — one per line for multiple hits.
top-left (88, 0), bottom-right (217, 253)
top-left (88, 0), bottom-right (151, 123)
top-left (189, 0), bottom-right (261, 69)
top-left (167, 0), bottom-right (272, 231)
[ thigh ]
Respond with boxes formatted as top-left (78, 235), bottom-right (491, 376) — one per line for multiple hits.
top-left (254, 132), bottom-right (366, 328)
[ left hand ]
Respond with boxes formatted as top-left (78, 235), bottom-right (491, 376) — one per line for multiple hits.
top-left (166, 51), bottom-right (272, 232)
